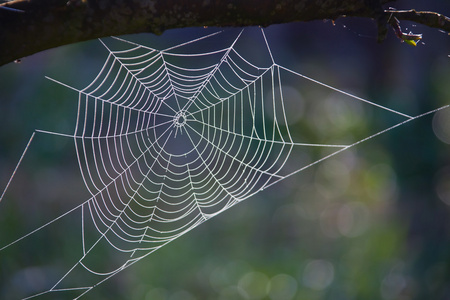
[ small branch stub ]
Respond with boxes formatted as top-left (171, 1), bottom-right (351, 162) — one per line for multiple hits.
top-left (389, 15), bottom-right (423, 46)
top-left (384, 9), bottom-right (450, 45)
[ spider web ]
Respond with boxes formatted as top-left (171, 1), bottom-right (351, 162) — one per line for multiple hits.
top-left (1, 28), bottom-right (448, 299)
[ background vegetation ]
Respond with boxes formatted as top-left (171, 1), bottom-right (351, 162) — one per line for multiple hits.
top-left (0, 0), bottom-right (449, 299)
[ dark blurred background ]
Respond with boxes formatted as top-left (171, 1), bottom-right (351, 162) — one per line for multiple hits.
top-left (1, 0), bottom-right (450, 299)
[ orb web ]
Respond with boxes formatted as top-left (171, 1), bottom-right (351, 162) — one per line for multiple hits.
top-left (0, 28), bottom-right (448, 299)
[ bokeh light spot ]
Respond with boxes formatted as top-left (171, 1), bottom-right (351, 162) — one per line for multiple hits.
top-left (302, 259), bottom-right (334, 290)
top-left (432, 108), bottom-right (450, 144)
top-left (435, 166), bottom-right (450, 206)
top-left (267, 273), bottom-right (298, 300)
top-left (337, 202), bottom-right (370, 237)
top-left (238, 271), bottom-right (269, 299)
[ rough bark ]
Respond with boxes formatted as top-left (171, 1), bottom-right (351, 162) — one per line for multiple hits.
top-left (0, 0), bottom-right (448, 66)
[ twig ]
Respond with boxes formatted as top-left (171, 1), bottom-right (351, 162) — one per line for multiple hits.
top-left (388, 15), bottom-right (422, 46)
top-left (386, 9), bottom-right (450, 33)
top-left (0, 5), bottom-right (24, 13)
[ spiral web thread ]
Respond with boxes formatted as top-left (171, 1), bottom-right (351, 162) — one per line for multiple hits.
top-left (1, 28), bottom-right (449, 299)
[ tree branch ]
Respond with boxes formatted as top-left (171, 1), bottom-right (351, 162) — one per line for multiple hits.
top-left (386, 9), bottom-right (450, 32)
top-left (0, 0), bottom-right (448, 67)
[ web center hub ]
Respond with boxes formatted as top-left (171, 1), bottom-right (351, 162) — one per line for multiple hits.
top-left (173, 110), bottom-right (187, 128)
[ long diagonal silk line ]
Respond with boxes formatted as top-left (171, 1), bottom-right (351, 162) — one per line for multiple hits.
top-left (0, 132), bottom-right (35, 203)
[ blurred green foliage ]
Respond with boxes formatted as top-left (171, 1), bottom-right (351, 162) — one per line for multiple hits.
top-left (1, 2), bottom-right (450, 299)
